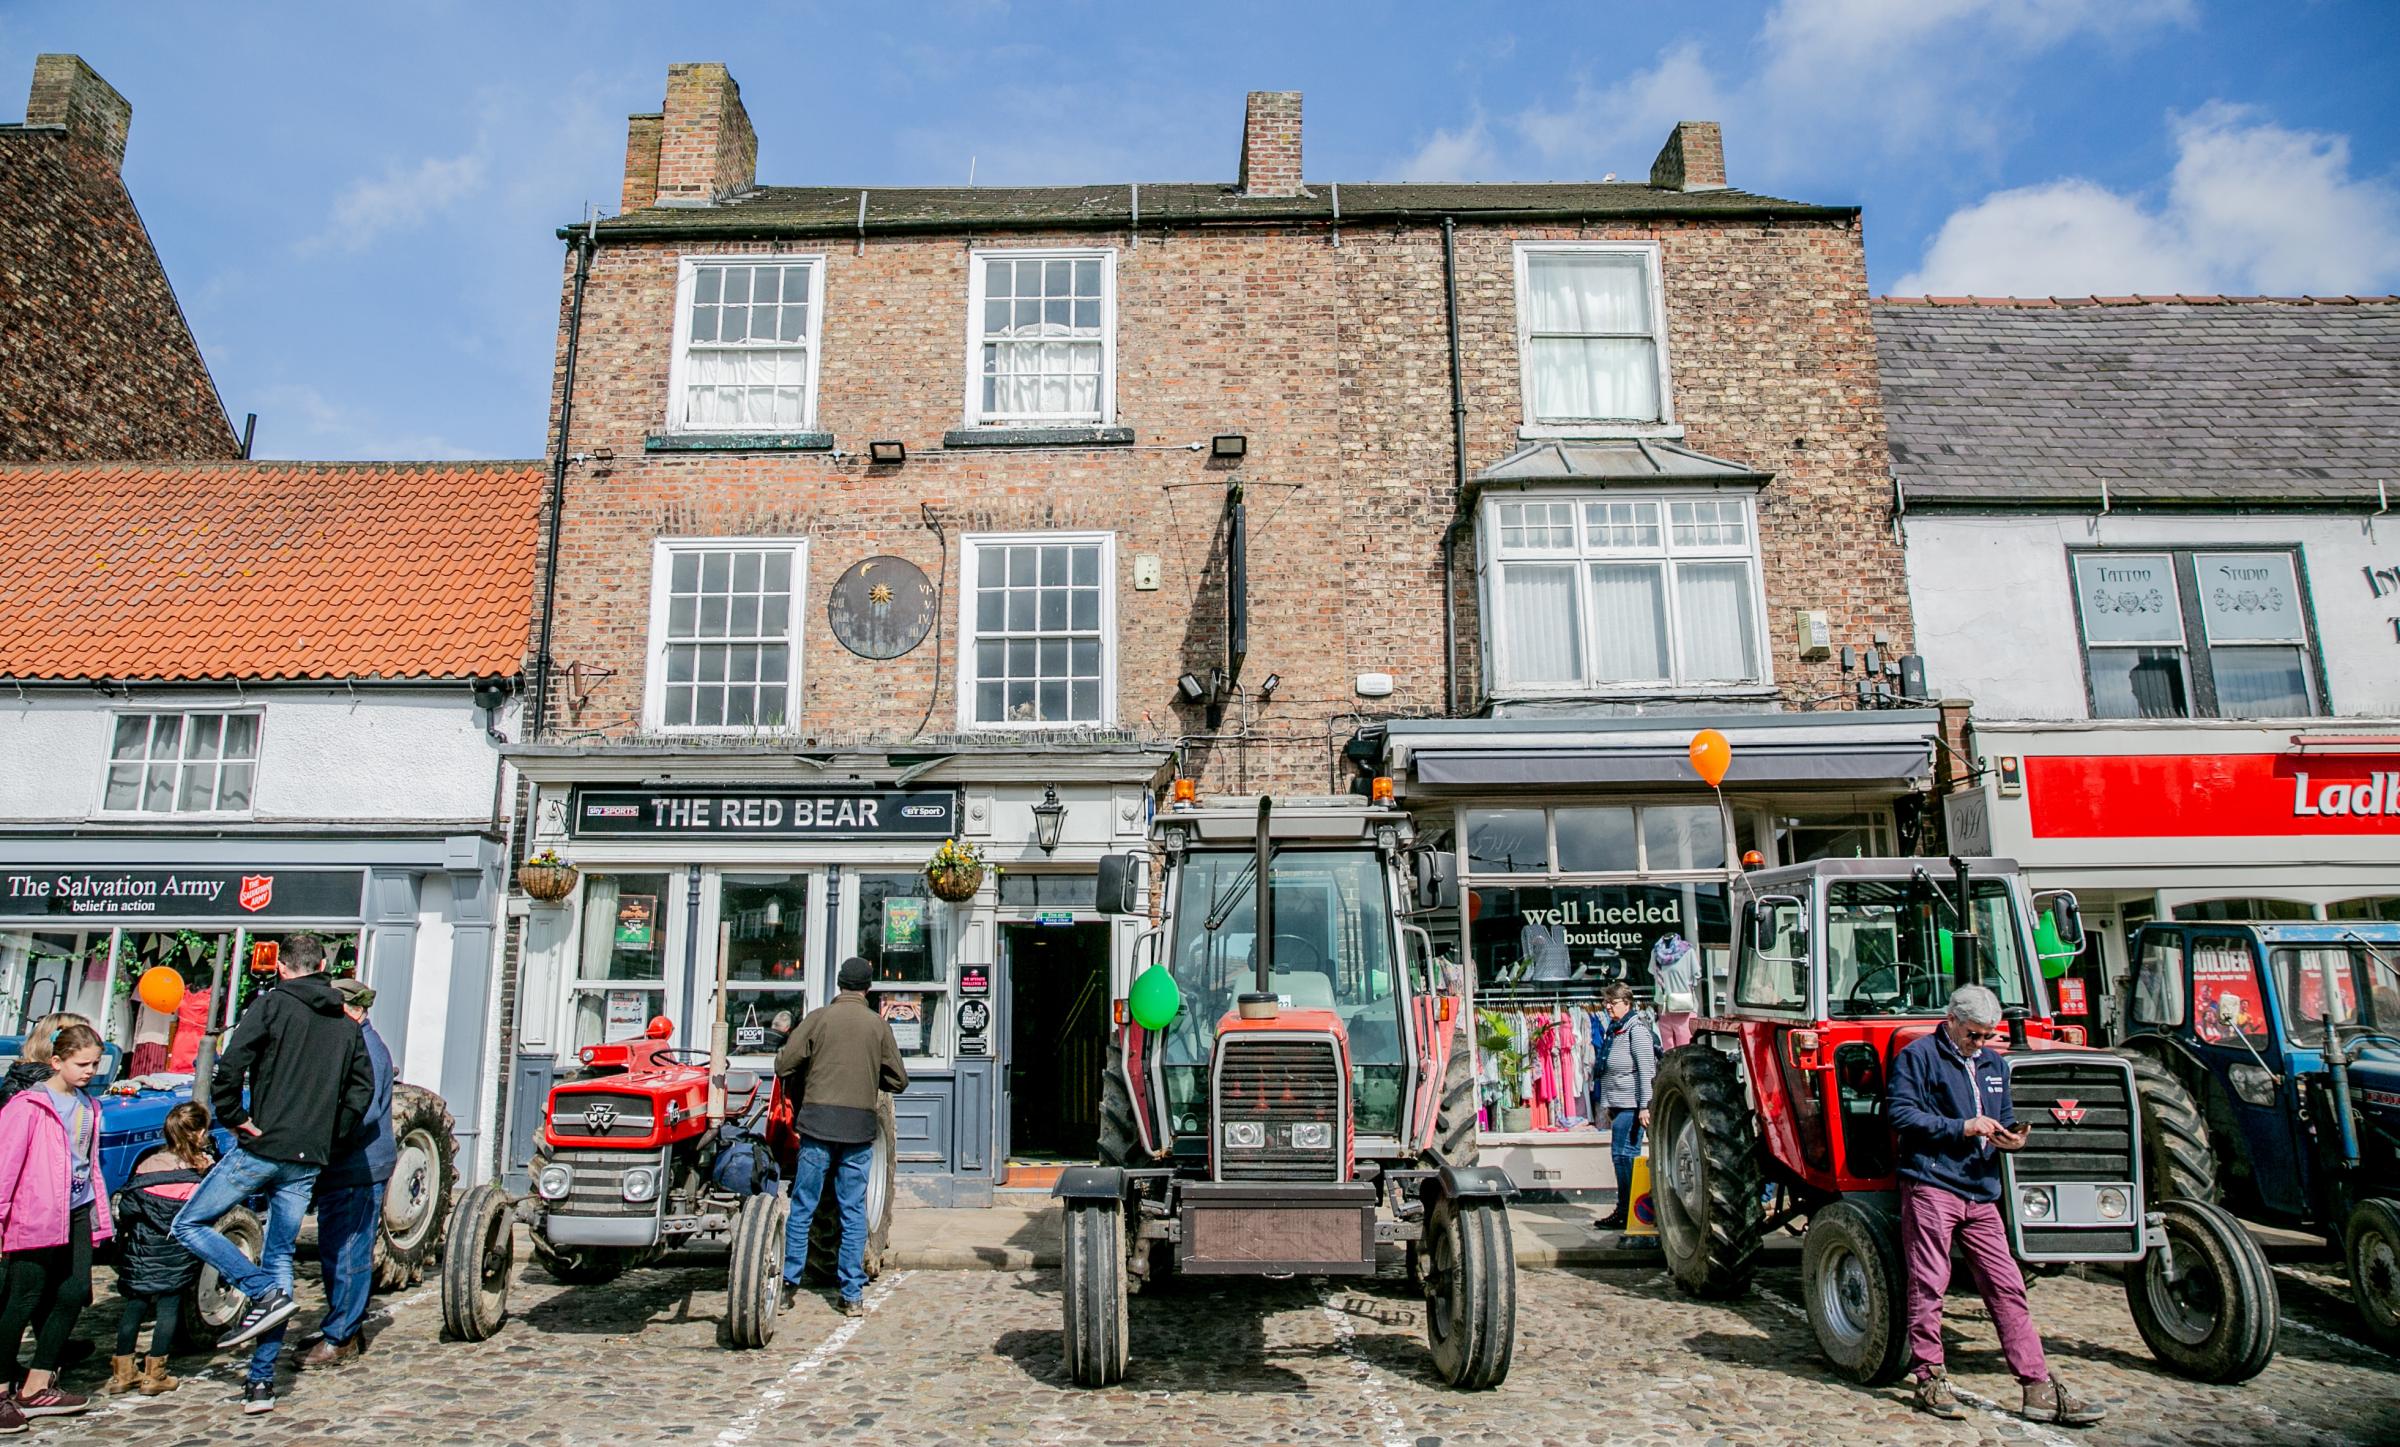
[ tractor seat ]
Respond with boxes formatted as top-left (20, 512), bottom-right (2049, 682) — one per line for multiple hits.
top-left (1267, 970), bottom-right (1338, 1012)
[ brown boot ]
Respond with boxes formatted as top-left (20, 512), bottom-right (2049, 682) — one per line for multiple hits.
top-left (136, 1356), bottom-right (178, 1396)
top-left (1912, 1369), bottom-right (1967, 1421)
top-left (102, 1356), bottom-right (140, 1395)
top-left (2023, 1374), bottom-right (2104, 1428)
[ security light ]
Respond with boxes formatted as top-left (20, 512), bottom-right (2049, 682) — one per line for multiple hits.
top-left (869, 440), bottom-right (906, 464)
top-left (1210, 434), bottom-right (1247, 460)
top-left (1178, 673), bottom-right (1208, 702)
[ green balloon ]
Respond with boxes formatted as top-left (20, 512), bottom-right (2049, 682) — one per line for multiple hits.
top-left (1128, 964), bottom-right (1181, 1031)
top-left (2033, 913), bottom-right (2075, 978)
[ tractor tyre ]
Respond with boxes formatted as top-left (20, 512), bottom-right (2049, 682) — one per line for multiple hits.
top-left (373, 1083), bottom-right (458, 1290)
top-left (2129, 1054), bottom-right (2219, 1205)
top-left (805, 1095), bottom-right (898, 1285)
top-left (2126, 1197), bottom-right (2278, 1383)
top-left (1802, 1199), bottom-right (1911, 1386)
top-left (439, 1183), bottom-right (514, 1342)
top-left (179, 1205), bottom-right (264, 1351)
top-left (1098, 1033), bottom-right (1143, 1168)
top-left (1650, 1045), bottom-right (1765, 1299)
top-left (2341, 1197), bottom-right (2400, 1352)
top-left (726, 1192), bottom-right (791, 1349)
top-left (1430, 1014), bottom-right (1480, 1170)
top-left (1061, 1196), bottom-right (1130, 1387)
top-left (1423, 1192), bottom-right (1516, 1390)
top-left (530, 1239), bottom-right (640, 1286)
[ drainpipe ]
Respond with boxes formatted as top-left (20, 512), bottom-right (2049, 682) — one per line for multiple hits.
top-left (529, 220), bottom-right (597, 741)
top-left (1440, 216), bottom-right (1469, 717)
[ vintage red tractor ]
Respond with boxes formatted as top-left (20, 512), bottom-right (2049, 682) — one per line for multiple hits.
top-left (1652, 855), bottom-right (2279, 1385)
top-left (439, 1016), bottom-right (895, 1347)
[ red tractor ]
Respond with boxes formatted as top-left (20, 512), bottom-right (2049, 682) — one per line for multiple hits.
top-left (1064, 788), bottom-right (1514, 1389)
top-left (439, 1016), bottom-right (896, 1347)
top-left (1652, 855), bottom-right (2279, 1385)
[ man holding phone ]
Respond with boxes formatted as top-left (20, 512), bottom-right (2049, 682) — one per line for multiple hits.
top-left (1888, 985), bottom-right (2103, 1427)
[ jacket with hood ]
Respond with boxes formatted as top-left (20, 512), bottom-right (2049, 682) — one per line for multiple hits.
top-left (211, 972), bottom-right (374, 1167)
top-left (318, 1020), bottom-right (395, 1191)
top-left (111, 1147), bottom-right (207, 1295)
top-left (0, 1060), bottom-right (48, 1113)
top-left (0, 1085), bottom-right (116, 1252)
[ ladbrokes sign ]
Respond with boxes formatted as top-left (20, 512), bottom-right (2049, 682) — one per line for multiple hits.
top-left (2027, 753), bottom-right (2400, 838)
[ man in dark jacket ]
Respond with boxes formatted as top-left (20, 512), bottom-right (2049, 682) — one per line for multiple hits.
top-left (169, 933), bottom-right (372, 1412)
top-left (1889, 985), bottom-right (2101, 1428)
top-left (296, 976), bottom-right (393, 1370)
top-left (775, 957), bottom-right (906, 1315)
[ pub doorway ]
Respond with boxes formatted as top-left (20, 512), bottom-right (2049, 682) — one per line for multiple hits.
top-left (1003, 921), bottom-right (1110, 1161)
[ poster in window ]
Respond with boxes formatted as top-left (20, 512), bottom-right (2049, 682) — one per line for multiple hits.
top-left (604, 989), bottom-right (649, 1041)
top-left (614, 894), bottom-right (658, 950)
top-left (2191, 944), bottom-right (2266, 1042)
top-left (878, 991), bottom-right (925, 1054)
top-left (883, 897), bottom-right (925, 952)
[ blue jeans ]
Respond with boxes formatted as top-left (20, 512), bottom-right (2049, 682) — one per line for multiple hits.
top-left (780, 1137), bottom-right (872, 1302)
top-left (314, 1180), bottom-right (383, 1346)
top-left (171, 1146), bottom-right (319, 1383)
top-left (1610, 1108), bottom-right (1644, 1209)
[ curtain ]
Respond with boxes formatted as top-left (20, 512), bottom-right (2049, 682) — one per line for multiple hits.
top-left (684, 348), bottom-right (808, 428)
top-left (579, 876), bottom-right (621, 980)
top-left (1675, 562), bottom-right (1759, 682)
top-left (1524, 254), bottom-right (1657, 421)
top-left (1525, 254), bottom-right (1649, 332)
top-left (1499, 564), bottom-right (1582, 686)
top-left (1587, 563), bottom-right (1669, 682)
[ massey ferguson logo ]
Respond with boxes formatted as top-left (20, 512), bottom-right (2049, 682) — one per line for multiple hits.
top-left (237, 875), bottom-right (273, 912)
top-left (2050, 1099), bottom-right (2086, 1125)
top-left (581, 1102), bottom-right (618, 1134)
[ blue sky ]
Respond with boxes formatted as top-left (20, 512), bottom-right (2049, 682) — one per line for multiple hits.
top-left (5, 0), bottom-right (2395, 461)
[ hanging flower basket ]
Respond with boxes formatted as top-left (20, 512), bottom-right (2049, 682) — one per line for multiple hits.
top-left (518, 850), bottom-right (579, 902)
top-left (924, 838), bottom-right (990, 902)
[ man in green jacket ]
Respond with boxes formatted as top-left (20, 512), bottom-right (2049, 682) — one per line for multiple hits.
top-left (775, 956), bottom-right (907, 1314)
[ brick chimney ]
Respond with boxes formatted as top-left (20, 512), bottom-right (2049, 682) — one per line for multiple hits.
top-left (1648, 121), bottom-right (1726, 192)
top-left (652, 63), bottom-right (756, 206)
top-left (25, 54), bottom-right (130, 171)
top-left (1238, 91), bottom-right (1304, 198)
top-left (621, 112), bottom-right (664, 212)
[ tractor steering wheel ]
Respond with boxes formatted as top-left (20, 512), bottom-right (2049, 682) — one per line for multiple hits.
top-left (1270, 933), bottom-right (1330, 975)
top-left (652, 1046), bottom-right (714, 1066)
top-left (1845, 962), bottom-right (1937, 1014)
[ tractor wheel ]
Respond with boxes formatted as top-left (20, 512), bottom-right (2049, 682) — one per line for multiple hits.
top-left (1423, 1192), bottom-right (1515, 1389)
top-left (1430, 1014), bottom-right (1480, 1169)
top-left (373, 1083), bottom-right (458, 1290)
top-left (1098, 1033), bottom-right (1143, 1168)
top-left (2129, 1054), bottom-right (2219, 1205)
top-left (530, 1239), bottom-right (639, 1285)
top-left (1650, 1045), bottom-right (1765, 1299)
top-left (179, 1205), bottom-right (264, 1350)
top-left (726, 1192), bottom-right (791, 1349)
top-left (1061, 1196), bottom-right (1130, 1387)
top-left (439, 1183), bottom-right (515, 1342)
top-left (805, 1095), bottom-right (898, 1285)
top-left (2126, 1197), bottom-right (2278, 1383)
top-left (1802, 1199), bottom-right (1911, 1386)
top-left (2342, 1197), bottom-right (2400, 1352)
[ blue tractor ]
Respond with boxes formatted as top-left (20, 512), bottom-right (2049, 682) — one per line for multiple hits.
top-left (2114, 921), bottom-right (2400, 1351)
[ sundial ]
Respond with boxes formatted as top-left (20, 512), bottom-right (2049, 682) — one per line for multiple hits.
top-left (827, 555), bottom-right (936, 660)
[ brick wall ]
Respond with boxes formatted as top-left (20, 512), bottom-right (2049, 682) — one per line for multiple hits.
top-left (1239, 92), bottom-right (1304, 198)
top-left (656, 63), bottom-right (755, 204)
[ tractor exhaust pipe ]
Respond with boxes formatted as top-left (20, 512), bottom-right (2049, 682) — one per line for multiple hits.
top-left (1239, 796), bottom-right (1278, 1020)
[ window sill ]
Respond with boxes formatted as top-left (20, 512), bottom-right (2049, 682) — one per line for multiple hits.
top-left (1486, 684), bottom-right (1777, 702)
top-left (645, 431), bottom-right (834, 453)
top-left (1516, 423), bottom-right (1685, 441)
top-left (942, 426), bottom-right (1134, 449)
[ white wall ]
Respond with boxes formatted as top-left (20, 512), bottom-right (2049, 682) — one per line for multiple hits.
top-left (0, 688), bottom-right (505, 824)
top-left (1904, 512), bottom-right (2400, 719)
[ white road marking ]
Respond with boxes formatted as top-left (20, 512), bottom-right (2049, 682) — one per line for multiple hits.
top-left (1319, 1293), bottom-right (1414, 1447)
top-left (712, 1271), bottom-right (912, 1446)
top-left (1756, 1288), bottom-right (2078, 1447)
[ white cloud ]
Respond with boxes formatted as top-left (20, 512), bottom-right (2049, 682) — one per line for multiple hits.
top-left (246, 382), bottom-right (478, 461)
top-left (305, 152), bottom-right (486, 254)
top-left (1391, 118), bottom-right (1500, 184)
top-left (1895, 105), bottom-right (2400, 296)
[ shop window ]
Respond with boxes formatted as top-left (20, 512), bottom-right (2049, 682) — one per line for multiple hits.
top-left (719, 874), bottom-right (811, 1058)
top-left (668, 256), bottom-right (824, 433)
top-left (2189, 936), bottom-right (2270, 1045)
top-left (856, 871), bottom-right (952, 1059)
top-left (2071, 549), bottom-right (2320, 719)
top-left (966, 249), bottom-right (1114, 426)
top-left (960, 534), bottom-right (1113, 728)
top-left (100, 711), bottom-right (260, 815)
top-left (571, 872), bottom-right (670, 1052)
top-left (1773, 811), bottom-right (1894, 864)
top-left (1553, 807), bottom-right (1637, 873)
top-left (1482, 492), bottom-right (1765, 695)
top-left (1468, 881), bottom-right (1724, 1002)
top-left (1513, 242), bottom-right (1671, 429)
top-left (2329, 896), bottom-right (2400, 923)
top-left (646, 539), bottom-right (804, 730)
top-left (1462, 804), bottom-right (1731, 876)
top-left (2171, 898), bottom-right (2315, 922)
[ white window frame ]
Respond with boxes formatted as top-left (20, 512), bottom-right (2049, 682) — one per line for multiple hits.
top-left (94, 708), bottom-right (264, 818)
top-left (1511, 241), bottom-right (1678, 438)
top-left (955, 531), bottom-right (1118, 731)
top-left (961, 247), bottom-right (1118, 428)
top-left (643, 536), bottom-right (809, 734)
top-left (664, 254), bottom-right (827, 434)
top-left (1478, 489), bottom-right (1773, 699)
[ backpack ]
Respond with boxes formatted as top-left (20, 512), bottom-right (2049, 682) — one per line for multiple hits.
top-left (710, 1121), bottom-right (779, 1196)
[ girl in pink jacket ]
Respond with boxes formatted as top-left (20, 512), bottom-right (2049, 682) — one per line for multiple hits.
top-left (0, 1022), bottom-right (115, 1426)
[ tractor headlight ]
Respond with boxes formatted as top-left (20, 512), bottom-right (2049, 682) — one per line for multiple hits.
top-left (2097, 1187), bottom-right (2129, 1221)
top-left (2018, 1186), bottom-right (2055, 1221)
top-left (1290, 1122), bottom-right (1333, 1150)
top-left (1223, 1121), bottom-right (1264, 1149)
top-left (535, 1163), bottom-right (574, 1201)
top-left (622, 1166), bottom-right (659, 1203)
top-left (1177, 1114), bottom-right (1201, 1134)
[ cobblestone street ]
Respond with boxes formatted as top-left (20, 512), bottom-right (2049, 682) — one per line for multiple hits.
top-left (60, 1221), bottom-right (2400, 1447)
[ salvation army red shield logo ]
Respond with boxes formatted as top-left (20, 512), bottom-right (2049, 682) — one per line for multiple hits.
top-left (237, 875), bottom-right (274, 912)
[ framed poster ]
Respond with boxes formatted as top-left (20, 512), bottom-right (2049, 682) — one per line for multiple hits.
top-left (614, 894), bottom-right (658, 950)
top-left (878, 991), bottom-right (925, 1054)
top-left (605, 989), bottom-right (649, 1041)
top-left (883, 897), bottom-right (925, 952)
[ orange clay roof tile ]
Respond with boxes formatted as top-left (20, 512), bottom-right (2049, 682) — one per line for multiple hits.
top-left (0, 460), bottom-right (544, 681)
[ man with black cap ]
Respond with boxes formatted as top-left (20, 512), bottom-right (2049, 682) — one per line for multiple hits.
top-left (774, 956), bottom-right (906, 1314)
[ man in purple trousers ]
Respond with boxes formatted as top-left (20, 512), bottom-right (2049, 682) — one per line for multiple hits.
top-left (1887, 985), bottom-right (2104, 1427)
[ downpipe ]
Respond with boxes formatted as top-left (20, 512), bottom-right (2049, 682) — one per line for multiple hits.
top-left (528, 219), bottom-right (597, 740)
top-left (1440, 216), bottom-right (1468, 717)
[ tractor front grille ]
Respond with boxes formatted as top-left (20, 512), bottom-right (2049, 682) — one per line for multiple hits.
top-left (550, 1091), bottom-right (657, 1140)
top-left (540, 1146), bottom-right (668, 1219)
top-left (1212, 1035), bottom-right (1345, 1183)
top-left (2007, 1057), bottom-right (2135, 1184)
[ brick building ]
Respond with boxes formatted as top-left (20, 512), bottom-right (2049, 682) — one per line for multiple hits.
top-left (503, 63), bottom-right (1931, 1197)
top-left (0, 55), bottom-right (238, 462)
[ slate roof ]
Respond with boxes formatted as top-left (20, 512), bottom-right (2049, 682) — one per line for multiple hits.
top-left (587, 181), bottom-right (1852, 240)
top-left (1873, 296), bottom-right (2400, 508)
top-left (1475, 438), bottom-right (1770, 487)
top-left (0, 460), bottom-right (544, 681)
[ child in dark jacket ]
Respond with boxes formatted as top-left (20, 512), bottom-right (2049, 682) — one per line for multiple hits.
top-left (106, 1103), bottom-right (214, 1396)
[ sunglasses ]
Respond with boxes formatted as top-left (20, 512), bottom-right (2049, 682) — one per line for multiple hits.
top-left (1960, 1027), bottom-right (2000, 1042)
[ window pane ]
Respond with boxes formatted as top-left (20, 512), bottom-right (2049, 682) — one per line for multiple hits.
top-left (141, 767), bottom-right (174, 813)
top-left (1642, 805), bottom-right (1725, 872)
top-left (1464, 808), bottom-right (1548, 874)
top-left (222, 714), bottom-right (260, 759)
top-left (2210, 646), bottom-right (2310, 716)
top-left (1527, 337), bottom-right (1659, 422)
top-left (1587, 563), bottom-right (1669, 682)
top-left (1525, 253), bottom-right (1650, 332)
top-left (2193, 553), bottom-right (2304, 643)
top-left (1496, 500), bottom-right (1575, 551)
top-left (1499, 563), bottom-right (1583, 687)
top-left (217, 763), bottom-right (254, 812)
top-left (1674, 561), bottom-right (1760, 682)
top-left (1581, 500), bottom-right (1659, 550)
top-left (1554, 807), bottom-right (1637, 872)
top-left (103, 765), bottom-right (141, 811)
top-left (110, 716), bottom-right (149, 759)
top-left (148, 715), bottom-right (182, 759)
top-left (177, 764), bottom-right (217, 812)
top-left (2074, 554), bottom-right (2182, 645)
top-left (186, 714), bottom-right (225, 761)
top-left (2089, 647), bottom-right (2189, 719)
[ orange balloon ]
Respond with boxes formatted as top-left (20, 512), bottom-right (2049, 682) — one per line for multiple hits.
top-left (135, 966), bottom-right (185, 1016)
top-left (1688, 729), bottom-right (1732, 788)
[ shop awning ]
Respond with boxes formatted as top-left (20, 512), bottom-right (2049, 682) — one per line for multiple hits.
top-left (1413, 742), bottom-right (1932, 788)
top-left (1369, 710), bottom-right (1940, 794)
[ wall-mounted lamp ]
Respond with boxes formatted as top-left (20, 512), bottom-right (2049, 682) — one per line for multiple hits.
top-left (1031, 783), bottom-right (1066, 854)
top-left (1177, 672), bottom-right (1209, 703)
top-left (1258, 673), bottom-right (1281, 699)
top-left (1210, 434), bottom-right (1247, 460)
top-left (869, 440), bottom-right (907, 464)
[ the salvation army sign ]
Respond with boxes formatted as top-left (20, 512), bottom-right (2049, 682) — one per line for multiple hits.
top-left (1, 868), bottom-right (365, 920)
top-left (2026, 753), bottom-right (2400, 839)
